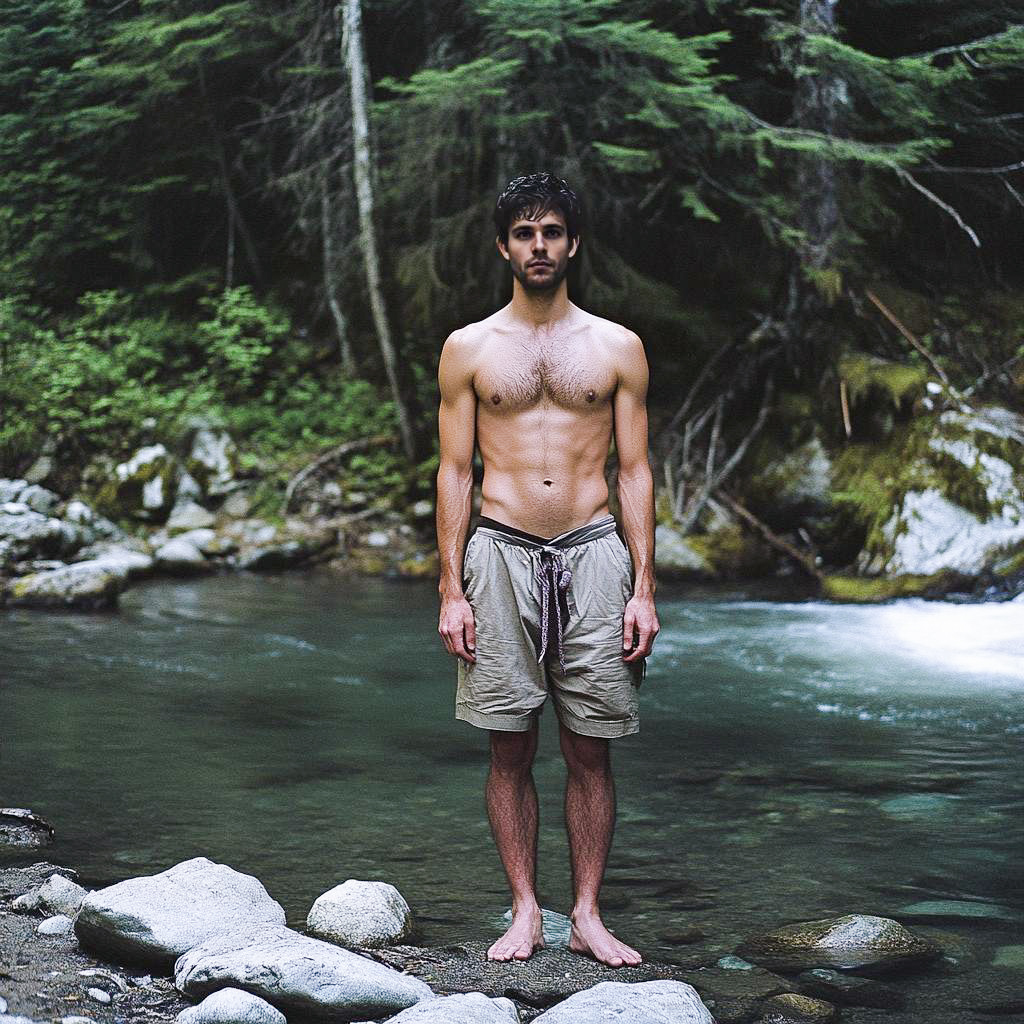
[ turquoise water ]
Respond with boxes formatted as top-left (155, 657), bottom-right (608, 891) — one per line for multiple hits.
top-left (3, 573), bottom-right (1023, 1018)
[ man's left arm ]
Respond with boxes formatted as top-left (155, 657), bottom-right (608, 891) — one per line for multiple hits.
top-left (613, 330), bottom-right (659, 663)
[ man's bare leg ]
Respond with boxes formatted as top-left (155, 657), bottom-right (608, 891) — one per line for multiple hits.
top-left (486, 718), bottom-right (545, 961)
top-left (560, 723), bottom-right (642, 967)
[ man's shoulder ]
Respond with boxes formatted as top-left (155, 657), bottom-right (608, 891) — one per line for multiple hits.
top-left (577, 309), bottom-right (643, 353)
top-left (444, 311), bottom-right (507, 352)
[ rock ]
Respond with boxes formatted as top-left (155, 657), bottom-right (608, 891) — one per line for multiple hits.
top-left (38, 914), bottom-right (75, 935)
top-left (0, 478), bottom-right (28, 503)
top-left (99, 444), bottom-right (179, 522)
top-left (796, 967), bottom-right (905, 1008)
top-left (167, 500), bottom-right (217, 533)
top-left (6, 560), bottom-right (127, 610)
top-left (174, 923), bottom-right (434, 1021)
top-left (307, 880), bottom-right (414, 948)
top-left (62, 500), bottom-right (123, 543)
top-left (753, 438), bottom-right (833, 513)
top-left (894, 899), bottom-right (1021, 924)
top-left (531, 980), bottom-right (714, 1023)
top-left (737, 914), bottom-right (941, 974)
top-left (155, 538), bottom-right (210, 575)
top-left (0, 860), bottom-right (71, 899)
top-left (660, 925), bottom-right (706, 946)
top-left (236, 527), bottom-right (336, 571)
top-left (85, 547), bottom-right (154, 580)
top-left (760, 992), bottom-right (837, 1023)
top-left (654, 524), bottom-right (714, 577)
top-left (59, 1018), bottom-right (96, 1024)
top-left (0, 506), bottom-right (79, 565)
top-left (382, 992), bottom-right (518, 1023)
top-left (172, 528), bottom-right (219, 555)
top-left (36, 873), bottom-right (89, 916)
top-left (221, 491), bottom-right (252, 519)
top-left (75, 857), bottom-right (286, 968)
top-left (176, 988), bottom-right (286, 1024)
top-left (993, 945), bottom-right (1024, 968)
top-left (1, 1016), bottom-right (42, 1023)
top-left (18, 484), bottom-right (60, 515)
top-left (678, 965), bottom-right (791, 1021)
top-left (879, 793), bottom-right (959, 820)
top-left (24, 452), bottom-right (55, 484)
top-left (177, 470), bottom-right (204, 502)
top-left (495, 907), bottom-right (570, 949)
top-left (86, 989), bottom-right (111, 1004)
top-left (189, 428), bottom-right (238, 497)
top-left (412, 500), bottom-right (434, 519)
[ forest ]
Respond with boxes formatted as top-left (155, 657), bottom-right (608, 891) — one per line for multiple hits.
top-left (1, 0), bottom-right (1023, 589)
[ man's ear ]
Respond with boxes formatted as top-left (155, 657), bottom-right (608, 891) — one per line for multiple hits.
top-left (496, 235), bottom-right (510, 261)
top-left (569, 235), bottom-right (580, 258)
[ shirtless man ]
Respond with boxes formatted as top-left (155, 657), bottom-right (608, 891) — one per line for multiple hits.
top-left (436, 173), bottom-right (659, 968)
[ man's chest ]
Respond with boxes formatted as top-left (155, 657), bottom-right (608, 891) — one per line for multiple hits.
top-left (474, 345), bottom-right (616, 413)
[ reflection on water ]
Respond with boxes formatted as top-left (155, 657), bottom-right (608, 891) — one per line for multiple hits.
top-left (3, 573), bottom-right (1023, 1020)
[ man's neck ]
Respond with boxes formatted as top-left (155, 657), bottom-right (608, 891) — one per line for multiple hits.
top-left (509, 280), bottom-right (572, 329)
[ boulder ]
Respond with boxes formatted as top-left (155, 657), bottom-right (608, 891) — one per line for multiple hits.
top-left (167, 501), bottom-right (217, 534)
top-left (0, 810), bottom-right (55, 850)
top-left (37, 873), bottom-right (88, 916)
top-left (177, 988), bottom-right (286, 1024)
top-left (760, 992), bottom-right (837, 1023)
top-left (752, 437), bottom-right (833, 513)
top-left (6, 560), bottom-right (126, 610)
top-left (0, 478), bottom-right (28, 503)
top-left (18, 484), bottom-right (60, 515)
top-left (85, 547), bottom-right (154, 580)
top-left (307, 880), bottom-right (414, 948)
top-left (62, 500), bottom-right (124, 544)
top-left (737, 914), bottom-right (941, 974)
top-left (38, 914), bottom-right (75, 936)
top-left (74, 857), bottom-right (286, 968)
top-left (531, 980), bottom-right (714, 1023)
top-left (0, 506), bottom-right (79, 565)
top-left (100, 444), bottom-right (179, 522)
top-left (236, 526), bottom-right (336, 571)
top-left (382, 993), bottom-right (518, 1023)
top-left (174, 923), bottom-right (434, 1021)
top-left (173, 529), bottom-right (219, 554)
top-left (188, 427), bottom-right (239, 497)
top-left (155, 538), bottom-right (210, 575)
top-left (796, 967), bottom-right (905, 1009)
top-left (654, 524), bottom-right (713, 577)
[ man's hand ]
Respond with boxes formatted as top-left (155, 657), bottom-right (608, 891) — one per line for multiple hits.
top-left (622, 593), bottom-right (659, 662)
top-left (439, 593), bottom-right (477, 664)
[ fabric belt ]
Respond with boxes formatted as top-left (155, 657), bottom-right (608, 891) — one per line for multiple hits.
top-left (474, 514), bottom-right (618, 671)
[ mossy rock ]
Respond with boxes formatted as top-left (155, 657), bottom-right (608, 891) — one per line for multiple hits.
top-left (822, 570), bottom-right (969, 603)
top-left (687, 524), bottom-right (775, 578)
top-left (839, 352), bottom-right (928, 410)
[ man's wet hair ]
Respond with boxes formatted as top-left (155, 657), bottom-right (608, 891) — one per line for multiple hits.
top-left (494, 173), bottom-right (582, 245)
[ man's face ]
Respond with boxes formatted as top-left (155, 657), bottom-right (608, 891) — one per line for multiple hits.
top-left (498, 209), bottom-right (578, 292)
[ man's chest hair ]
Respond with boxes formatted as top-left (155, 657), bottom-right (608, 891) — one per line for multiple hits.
top-left (474, 343), bottom-right (617, 413)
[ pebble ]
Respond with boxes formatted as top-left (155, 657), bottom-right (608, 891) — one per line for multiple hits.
top-left (37, 914), bottom-right (74, 935)
top-left (717, 955), bottom-right (754, 970)
top-left (87, 988), bottom-right (111, 1004)
top-left (0, 995), bottom-right (6, 1013)
top-left (994, 945), bottom-right (1024, 968)
top-left (60, 1018), bottom-right (97, 1024)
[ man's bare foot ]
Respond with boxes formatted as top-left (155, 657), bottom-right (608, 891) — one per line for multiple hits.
top-left (569, 909), bottom-right (642, 967)
top-left (488, 905), bottom-right (545, 962)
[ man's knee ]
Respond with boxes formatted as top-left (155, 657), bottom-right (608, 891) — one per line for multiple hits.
top-left (559, 726), bottom-right (611, 776)
top-left (490, 723), bottom-right (538, 773)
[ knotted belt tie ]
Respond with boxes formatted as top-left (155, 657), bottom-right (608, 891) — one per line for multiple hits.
top-left (474, 514), bottom-right (619, 672)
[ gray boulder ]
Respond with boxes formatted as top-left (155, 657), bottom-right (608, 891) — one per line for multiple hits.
top-left (27, 873), bottom-right (89, 916)
top-left (307, 880), bottom-right (414, 948)
top-left (737, 914), bottom-right (941, 974)
top-left (18, 484), bottom-right (60, 515)
top-left (532, 980), bottom-right (714, 1023)
top-left (189, 427), bottom-right (238, 498)
top-left (75, 857), bottom-right (286, 968)
top-left (654, 524), bottom-right (713, 577)
top-left (106, 444), bottom-right (179, 521)
top-left (0, 505), bottom-right (79, 564)
top-left (0, 478), bottom-right (28, 503)
top-left (167, 500), bottom-right (217, 534)
top-left (62, 500), bottom-right (124, 544)
top-left (236, 527), bottom-right (336, 571)
top-left (6, 560), bottom-right (127, 610)
top-left (37, 914), bottom-right (75, 936)
top-left (177, 988), bottom-right (285, 1024)
top-left (382, 993), bottom-right (517, 1023)
top-left (155, 538), bottom-right (210, 575)
top-left (174, 923), bottom-right (434, 1021)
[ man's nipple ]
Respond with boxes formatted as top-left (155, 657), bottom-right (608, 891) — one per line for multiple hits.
top-left (490, 393), bottom-right (501, 405)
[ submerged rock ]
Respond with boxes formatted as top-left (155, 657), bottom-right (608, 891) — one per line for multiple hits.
top-left (176, 987), bottom-right (286, 1024)
top-left (75, 857), bottom-right (286, 968)
top-left (894, 899), bottom-right (1021, 924)
top-left (737, 914), bottom-right (940, 974)
top-left (795, 967), bottom-right (905, 1008)
top-left (531, 980), bottom-right (714, 1023)
top-left (174, 923), bottom-right (434, 1021)
top-left (760, 991), bottom-right (837, 1023)
top-left (307, 879), bottom-right (414, 948)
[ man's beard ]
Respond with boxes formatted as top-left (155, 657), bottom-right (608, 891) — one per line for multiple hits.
top-left (511, 256), bottom-right (569, 293)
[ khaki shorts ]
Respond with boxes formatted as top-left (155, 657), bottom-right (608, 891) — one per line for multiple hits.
top-left (456, 516), bottom-right (642, 738)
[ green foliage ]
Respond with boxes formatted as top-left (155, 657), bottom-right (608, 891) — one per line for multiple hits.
top-left (839, 352), bottom-right (928, 407)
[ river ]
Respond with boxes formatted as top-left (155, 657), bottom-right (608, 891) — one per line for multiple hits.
top-left (3, 573), bottom-right (1023, 1018)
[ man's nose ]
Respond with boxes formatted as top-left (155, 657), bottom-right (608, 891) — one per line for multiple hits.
top-left (532, 232), bottom-right (547, 251)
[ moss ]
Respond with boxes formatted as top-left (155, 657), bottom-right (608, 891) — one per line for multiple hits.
top-left (839, 352), bottom-right (928, 408)
top-left (822, 571), bottom-right (966, 603)
top-left (687, 524), bottom-right (774, 577)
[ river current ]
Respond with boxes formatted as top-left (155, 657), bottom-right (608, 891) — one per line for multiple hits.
top-left (3, 573), bottom-right (1023, 1020)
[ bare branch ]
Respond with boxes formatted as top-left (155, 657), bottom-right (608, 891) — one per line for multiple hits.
top-left (891, 166), bottom-right (982, 247)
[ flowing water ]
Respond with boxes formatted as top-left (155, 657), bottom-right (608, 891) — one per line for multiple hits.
top-left (3, 572), bottom-right (1023, 1019)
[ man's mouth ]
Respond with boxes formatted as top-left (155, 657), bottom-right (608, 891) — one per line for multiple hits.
top-left (528, 261), bottom-right (552, 269)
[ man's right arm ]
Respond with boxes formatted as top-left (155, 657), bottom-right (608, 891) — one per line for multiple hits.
top-left (436, 330), bottom-right (478, 663)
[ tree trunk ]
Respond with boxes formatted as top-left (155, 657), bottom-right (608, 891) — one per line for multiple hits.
top-left (321, 179), bottom-right (355, 374)
top-left (782, 0), bottom-right (845, 363)
top-left (340, 0), bottom-right (416, 461)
